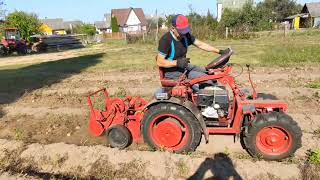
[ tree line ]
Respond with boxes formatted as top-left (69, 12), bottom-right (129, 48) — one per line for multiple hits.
top-left (157, 0), bottom-right (302, 39)
top-left (1, 0), bottom-right (303, 40)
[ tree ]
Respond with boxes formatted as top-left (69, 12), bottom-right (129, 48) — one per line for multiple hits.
top-left (111, 16), bottom-right (119, 32)
top-left (147, 17), bottom-right (164, 30)
top-left (5, 11), bottom-right (41, 39)
top-left (257, 0), bottom-right (302, 22)
top-left (73, 24), bottom-right (96, 36)
top-left (206, 9), bottom-right (218, 31)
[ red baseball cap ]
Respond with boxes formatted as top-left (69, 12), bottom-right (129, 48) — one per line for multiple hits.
top-left (172, 14), bottom-right (191, 35)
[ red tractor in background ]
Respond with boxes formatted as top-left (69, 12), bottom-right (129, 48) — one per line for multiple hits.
top-left (87, 49), bottom-right (302, 161)
top-left (0, 28), bottom-right (28, 56)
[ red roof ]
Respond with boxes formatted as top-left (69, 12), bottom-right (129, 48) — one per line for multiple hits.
top-left (111, 8), bottom-right (147, 27)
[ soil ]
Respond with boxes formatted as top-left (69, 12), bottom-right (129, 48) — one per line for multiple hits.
top-left (0, 50), bottom-right (319, 179)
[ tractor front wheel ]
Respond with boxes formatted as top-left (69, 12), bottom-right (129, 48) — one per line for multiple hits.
top-left (242, 112), bottom-right (302, 160)
top-left (141, 103), bottom-right (202, 153)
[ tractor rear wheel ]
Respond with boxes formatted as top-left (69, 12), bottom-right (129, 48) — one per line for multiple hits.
top-left (141, 103), bottom-right (202, 153)
top-left (242, 112), bottom-right (302, 160)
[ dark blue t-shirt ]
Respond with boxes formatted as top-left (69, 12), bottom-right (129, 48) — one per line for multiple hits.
top-left (158, 32), bottom-right (195, 74)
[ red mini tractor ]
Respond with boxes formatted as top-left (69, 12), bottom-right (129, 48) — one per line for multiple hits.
top-left (0, 28), bottom-right (28, 56)
top-left (87, 49), bottom-right (302, 160)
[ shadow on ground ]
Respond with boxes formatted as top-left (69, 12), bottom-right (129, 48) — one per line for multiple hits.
top-left (0, 53), bottom-right (104, 118)
top-left (188, 153), bottom-right (243, 180)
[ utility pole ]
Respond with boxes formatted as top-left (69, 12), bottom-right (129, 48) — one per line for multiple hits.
top-left (156, 9), bottom-right (159, 42)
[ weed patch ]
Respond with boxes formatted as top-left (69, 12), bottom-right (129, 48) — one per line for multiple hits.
top-left (307, 80), bottom-right (320, 89)
top-left (89, 157), bottom-right (150, 179)
top-left (307, 149), bottom-right (320, 165)
top-left (176, 159), bottom-right (189, 177)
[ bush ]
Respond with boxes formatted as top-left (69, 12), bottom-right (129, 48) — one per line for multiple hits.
top-left (73, 24), bottom-right (96, 36)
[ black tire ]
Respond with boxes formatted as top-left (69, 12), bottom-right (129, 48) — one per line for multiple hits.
top-left (141, 103), bottom-right (202, 153)
top-left (242, 112), bottom-right (302, 161)
top-left (0, 45), bottom-right (7, 56)
top-left (17, 45), bottom-right (27, 55)
top-left (106, 125), bottom-right (132, 149)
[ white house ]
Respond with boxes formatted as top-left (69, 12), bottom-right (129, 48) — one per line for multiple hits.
top-left (111, 7), bottom-right (147, 33)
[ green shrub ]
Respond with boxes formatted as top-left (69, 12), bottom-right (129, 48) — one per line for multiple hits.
top-left (73, 24), bottom-right (96, 36)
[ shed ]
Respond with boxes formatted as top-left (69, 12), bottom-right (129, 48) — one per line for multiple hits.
top-left (302, 2), bottom-right (320, 27)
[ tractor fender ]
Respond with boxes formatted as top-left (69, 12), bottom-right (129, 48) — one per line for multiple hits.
top-left (144, 97), bottom-right (209, 143)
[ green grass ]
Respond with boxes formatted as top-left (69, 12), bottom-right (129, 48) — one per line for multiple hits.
top-left (261, 43), bottom-right (320, 65)
top-left (0, 53), bottom-right (104, 105)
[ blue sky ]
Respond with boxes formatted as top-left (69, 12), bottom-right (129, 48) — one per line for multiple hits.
top-left (4, 0), bottom-right (319, 23)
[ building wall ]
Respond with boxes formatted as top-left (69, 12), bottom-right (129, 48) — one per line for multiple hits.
top-left (217, 0), bottom-right (250, 22)
top-left (121, 9), bottom-right (146, 33)
top-left (217, 3), bottom-right (223, 22)
top-left (217, 0), bottom-right (249, 10)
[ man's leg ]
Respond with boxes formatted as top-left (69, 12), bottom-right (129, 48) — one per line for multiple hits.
top-left (187, 64), bottom-right (217, 90)
top-left (165, 71), bottom-right (183, 80)
top-left (187, 64), bottom-right (207, 73)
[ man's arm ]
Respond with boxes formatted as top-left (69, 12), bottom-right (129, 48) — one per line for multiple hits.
top-left (193, 39), bottom-right (220, 54)
top-left (157, 54), bottom-right (177, 68)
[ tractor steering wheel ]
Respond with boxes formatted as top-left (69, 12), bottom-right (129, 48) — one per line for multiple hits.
top-left (206, 48), bottom-right (233, 70)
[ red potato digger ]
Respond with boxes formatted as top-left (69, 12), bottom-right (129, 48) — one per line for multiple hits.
top-left (87, 49), bottom-right (302, 160)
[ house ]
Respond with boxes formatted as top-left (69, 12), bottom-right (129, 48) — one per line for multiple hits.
top-left (40, 19), bottom-right (83, 35)
top-left (217, 0), bottom-right (250, 22)
top-left (94, 21), bottom-right (111, 34)
top-left (284, 2), bottom-right (320, 29)
top-left (94, 14), bottom-right (111, 34)
top-left (40, 18), bottom-right (66, 35)
top-left (111, 7), bottom-right (147, 33)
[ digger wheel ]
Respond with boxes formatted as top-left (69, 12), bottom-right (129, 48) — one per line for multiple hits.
top-left (242, 112), bottom-right (302, 160)
top-left (106, 125), bottom-right (132, 149)
top-left (141, 103), bottom-right (202, 153)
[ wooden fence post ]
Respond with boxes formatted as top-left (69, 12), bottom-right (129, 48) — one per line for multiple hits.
top-left (225, 27), bottom-right (229, 39)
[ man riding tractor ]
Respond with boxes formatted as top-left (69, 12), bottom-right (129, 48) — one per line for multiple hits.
top-left (157, 14), bottom-right (230, 90)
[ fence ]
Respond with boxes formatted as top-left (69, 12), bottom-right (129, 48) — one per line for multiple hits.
top-left (102, 32), bottom-right (126, 40)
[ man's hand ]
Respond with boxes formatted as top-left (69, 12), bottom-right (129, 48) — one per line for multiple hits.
top-left (176, 57), bottom-right (190, 69)
top-left (219, 48), bottom-right (230, 55)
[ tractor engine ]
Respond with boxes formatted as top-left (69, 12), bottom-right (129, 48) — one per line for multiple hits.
top-left (196, 87), bottom-right (229, 124)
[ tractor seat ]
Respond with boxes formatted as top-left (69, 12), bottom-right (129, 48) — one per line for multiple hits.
top-left (158, 67), bottom-right (179, 87)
